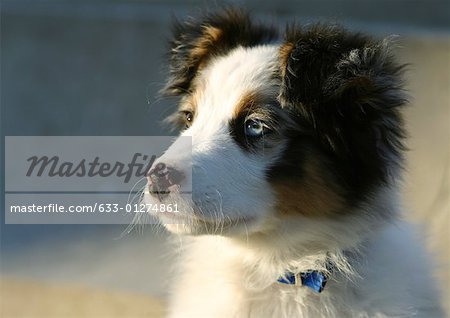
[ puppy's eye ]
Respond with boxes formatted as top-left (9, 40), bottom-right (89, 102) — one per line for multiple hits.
top-left (244, 119), bottom-right (268, 137)
top-left (182, 111), bottom-right (194, 128)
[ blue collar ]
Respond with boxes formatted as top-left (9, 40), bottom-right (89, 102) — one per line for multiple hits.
top-left (277, 270), bottom-right (328, 293)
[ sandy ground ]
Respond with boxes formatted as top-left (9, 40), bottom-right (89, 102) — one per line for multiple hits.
top-left (0, 278), bottom-right (166, 318)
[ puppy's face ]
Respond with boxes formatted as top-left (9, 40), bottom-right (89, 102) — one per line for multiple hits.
top-left (145, 10), bottom-right (406, 238)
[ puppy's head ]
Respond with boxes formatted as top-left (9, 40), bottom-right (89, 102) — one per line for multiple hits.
top-left (145, 9), bottom-right (406, 242)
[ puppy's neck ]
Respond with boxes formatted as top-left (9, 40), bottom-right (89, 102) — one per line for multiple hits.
top-left (177, 231), bottom-right (362, 293)
top-left (174, 186), bottom-right (397, 293)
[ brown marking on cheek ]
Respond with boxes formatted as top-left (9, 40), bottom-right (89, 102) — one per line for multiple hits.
top-left (272, 158), bottom-right (345, 218)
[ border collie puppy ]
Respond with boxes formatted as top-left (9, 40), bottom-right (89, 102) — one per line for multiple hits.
top-left (144, 9), bottom-right (444, 318)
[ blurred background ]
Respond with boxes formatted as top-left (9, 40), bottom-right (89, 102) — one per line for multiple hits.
top-left (1, 0), bottom-right (449, 317)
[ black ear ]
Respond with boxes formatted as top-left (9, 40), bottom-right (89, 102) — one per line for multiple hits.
top-left (279, 25), bottom-right (407, 192)
top-left (163, 8), bottom-right (278, 96)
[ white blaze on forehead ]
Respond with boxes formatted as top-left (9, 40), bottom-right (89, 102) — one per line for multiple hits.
top-left (151, 45), bottom-right (283, 234)
top-left (189, 45), bottom-right (279, 131)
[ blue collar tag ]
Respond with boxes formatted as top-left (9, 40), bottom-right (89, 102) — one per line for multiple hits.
top-left (277, 270), bottom-right (328, 293)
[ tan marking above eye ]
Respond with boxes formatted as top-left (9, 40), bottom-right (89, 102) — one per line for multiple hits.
top-left (232, 91), bottom-right (264, 119)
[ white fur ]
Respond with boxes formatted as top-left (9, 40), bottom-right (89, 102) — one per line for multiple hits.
top-left (145, 45), bottom-right (444, 317)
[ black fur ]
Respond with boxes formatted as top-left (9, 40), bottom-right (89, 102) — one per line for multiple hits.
top-left (278, 24), bottom-right (407, 203)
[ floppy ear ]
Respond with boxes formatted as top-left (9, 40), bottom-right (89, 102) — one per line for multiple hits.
top-left (279, 25), bottom-right (407, 190)
top-left (163, 8), bottom-right (278, 96)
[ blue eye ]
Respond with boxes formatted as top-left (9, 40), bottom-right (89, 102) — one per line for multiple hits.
top-left (245, 119), bottom-right (266, 137)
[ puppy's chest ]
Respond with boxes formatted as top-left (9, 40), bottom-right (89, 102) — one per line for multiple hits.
top-left (170, 245), bottom-right (348, 318)
top-left (173, 266), bottom-right (346, 318)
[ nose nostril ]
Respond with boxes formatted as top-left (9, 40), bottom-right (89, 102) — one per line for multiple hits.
top-left (147, 164), bottom-right (185, 201)
top-left (166, 167), bottom-right (185, 186)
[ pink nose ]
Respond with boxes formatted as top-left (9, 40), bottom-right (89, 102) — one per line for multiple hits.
top-left (147, 163), bottom-right (185, 200)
